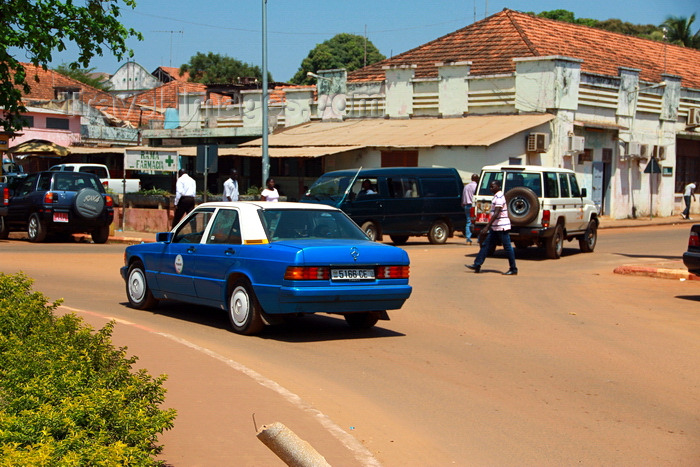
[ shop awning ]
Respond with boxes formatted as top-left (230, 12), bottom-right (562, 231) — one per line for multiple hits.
top-left (8, 139), bottom-right (70, 158)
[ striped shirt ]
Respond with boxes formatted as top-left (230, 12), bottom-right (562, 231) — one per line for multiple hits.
top-left (490, 190), bottom-right (511, 231)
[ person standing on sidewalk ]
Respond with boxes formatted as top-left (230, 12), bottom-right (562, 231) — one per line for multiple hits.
top-left (461, 173), bottom-right (479, 245)
top-left (682, 181), bottom-right (696, 220)
top-left (173, 169), bottom-right (196, 228)
top-left (466, 180), bottom-right (518, 275)
top-left (222, 169), bottom-right (239, 202)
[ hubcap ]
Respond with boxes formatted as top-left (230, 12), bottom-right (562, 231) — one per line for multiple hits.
top-left (129, 270), bottom-right (146, 302)
top-left (231, 287), bottom-right (249, 326)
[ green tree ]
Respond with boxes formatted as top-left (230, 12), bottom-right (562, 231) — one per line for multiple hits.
top-left (661, 14), bottom-right (700, 48)
top-left (291, 33), bottom-right (386, 85)
top-left (180, 52), bottom-right (271, 84)
top-left (0, 0), bottom-right (142, 132)
top-left (54, 63), bottom-right (111, 91)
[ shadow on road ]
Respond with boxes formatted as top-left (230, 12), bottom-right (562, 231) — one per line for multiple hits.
top-left (120, 301), bottom-right (405, 342)
top-left (676, 295), bottom-right (700, 302)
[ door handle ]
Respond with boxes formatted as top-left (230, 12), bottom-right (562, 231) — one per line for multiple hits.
top-left (187, 247), bottom-right (196, 253)
top-left (224, 248), bottom-right (235, 255)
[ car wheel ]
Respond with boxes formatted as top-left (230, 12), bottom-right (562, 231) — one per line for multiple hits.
top-left (505, 187), bottom-right (540, 226)
top-left (126, 261), bottom-right (158, 309)
top-left (361, 221), bottom-right (379, 242)
top-left (91, 225), bottom-right (110, 244)
top-left (0, 216), bottom-right (9, 239)
top-left (390, 235), bottom-right (409, 245)
top-left (546, 224), bottom-right (564, 259)
top-left (344, 311), bottom-right (380, 329)
top-left (73, 188), bottom-right (105, 220)
top-left (428, 220), bottom-right (449, 244)
top-left (578, 220), bottom-right (597, 253)
top-left (228, 280), bottom-right (264, 335)
top-left (27, 214), bottom-right (47, 243)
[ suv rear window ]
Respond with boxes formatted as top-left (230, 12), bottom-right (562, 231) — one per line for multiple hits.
top-left (477, 171), bottom-right (542, 197)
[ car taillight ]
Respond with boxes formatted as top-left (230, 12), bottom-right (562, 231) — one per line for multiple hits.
top-left (2, 186), bottom-right (8, 205)
top-left (105, 195), bottom-right (113, 207)
top-left (376, 265), bottom-right (410, 279)
top-left (43, 192), bottom-right (58, 203)
top-left (469, 206), bottom-right (475, 217)
top-left (284, 266), bottom-right (330, 280)
top-left (689, 232), bottom-right (700, 247)
top-left (542, 209), bottom-right (550, 228)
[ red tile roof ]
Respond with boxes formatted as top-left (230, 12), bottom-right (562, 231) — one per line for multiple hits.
top-left (349, 9), bottom-right (700, 89)
top-left (155, 66), bottom-right (190, 82)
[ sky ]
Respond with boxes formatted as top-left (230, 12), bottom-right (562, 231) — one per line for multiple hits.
top-left (43, 0), bottom-right (699, 83)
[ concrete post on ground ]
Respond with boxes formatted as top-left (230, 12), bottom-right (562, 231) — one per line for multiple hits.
top-left (256, 421), bottom-right (331, 467)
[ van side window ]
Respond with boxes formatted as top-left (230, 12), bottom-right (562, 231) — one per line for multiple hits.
top-left (353, 177), bottom-right (378, 198)
top-left (389, 177), bottom-right (419, 198)
top-left (558, 173), bottom-right (570, 197)
top-left (421, 178), bottom-right (456, 197)
top-left (544, 172), bottom-right (559, 198)
top-left (568, 174), bottom-right (581, 197)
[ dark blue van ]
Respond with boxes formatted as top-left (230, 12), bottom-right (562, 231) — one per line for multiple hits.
top-left (301, 167), bottom-right (464, 244)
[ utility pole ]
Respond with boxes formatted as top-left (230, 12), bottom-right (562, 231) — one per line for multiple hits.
top-left (153, 30), bottom-right (184, 67)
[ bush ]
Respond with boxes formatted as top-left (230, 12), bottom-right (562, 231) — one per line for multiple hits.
top-left (0, 273), bottom-right (176, 466)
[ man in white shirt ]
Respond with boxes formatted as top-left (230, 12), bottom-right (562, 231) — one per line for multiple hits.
top-left (682, 181), bottom-right (696, 220)
top-left (466, 180), bottom-right (518, 275)
top-left (461, 173), bottom-right (479, 245)
top-left (222, 169), bottom-right (239, 202)
top-left (173, 169), bottom-right (197, 227)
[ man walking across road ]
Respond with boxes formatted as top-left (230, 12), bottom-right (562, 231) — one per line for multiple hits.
top-left (173, 169), bottom-right (197, 228)
top-left (462, 173), bottom-right (479, 244)
top-left (682, 181), bottom-right (696, 220)
top-left (466, 180), bottom-right (518, 275)
top-left (222, 169), bottom-right (239, 202)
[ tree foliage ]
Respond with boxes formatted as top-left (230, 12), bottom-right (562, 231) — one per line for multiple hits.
top-left (180, 52), bottom-right (271, 84)
top-left (54, 63), bottom-right (111, 91)
top-left (662, 14), bottom-right (700, 48)
top-left (291, 33), bottom-right (386, 85)
top-left (0, 0), bottom-right (142, 133)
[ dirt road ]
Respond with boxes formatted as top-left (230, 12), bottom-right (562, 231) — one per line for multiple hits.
top-left (1, 224), bottom-right (698, 465)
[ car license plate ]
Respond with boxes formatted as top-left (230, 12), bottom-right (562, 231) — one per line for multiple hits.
top-left (331, 268), bottom-right (375, 281)
top-left (53, 212), bottom-right (69, 223)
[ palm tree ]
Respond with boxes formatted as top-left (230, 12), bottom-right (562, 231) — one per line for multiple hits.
top-left (661, 14), bottom-right (700, 49)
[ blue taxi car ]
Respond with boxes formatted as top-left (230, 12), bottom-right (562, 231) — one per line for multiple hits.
top-left (121, 202), bottom-right (412, 335)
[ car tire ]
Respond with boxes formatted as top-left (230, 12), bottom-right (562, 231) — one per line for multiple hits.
top-left (546, 224), bottom-right (564, 259)
top-left (126, 261), bottom-right (158, 309)
top-left (578, 220), bottom-right (597, 253)
top-left (390, 235), bottom-right (409, 245)
top-left (361, 221), bottom-right (379, 242)
top-left (73, 188), bottom-right (105, 220)
top-left (505, 187), bottom-right (539, 226)
top-left (344, 311), bottom-right (380, 329)
top-left (27, 213), bottom-right (47, 243)
top-left (0, 217), bottom-right (9, 239)
top-left (91, 225), bottom-right (110, 244)
top-left (228, 280), bottom-right (264, 335)
top-left (428, 220), bottom-right (449, 244)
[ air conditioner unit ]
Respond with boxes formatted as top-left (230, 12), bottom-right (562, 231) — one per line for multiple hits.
top-left (526, 133), bottom-right (549, 153)
top-left (568, 135), bottom-right (585, 153)
top-left (639, 144), bottom-right (650, 159)
top-left (627, 141), bottom-right (642, 157)
top-left (653, 145), bottom-right (666, 160)
top-left (688, 108), bottom-right (700, 126)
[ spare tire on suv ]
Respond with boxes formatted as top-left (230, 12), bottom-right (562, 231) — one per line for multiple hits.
top-left (73, 187), bottom-right (106, 219)
top-left (505, 186), bottom-right (539, 226)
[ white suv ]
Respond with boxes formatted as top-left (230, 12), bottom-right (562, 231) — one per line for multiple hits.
top-left (473, 165), bottom-right (599, 259)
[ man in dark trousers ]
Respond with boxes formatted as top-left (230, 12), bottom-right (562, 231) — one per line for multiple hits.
top-left (172, 169), bottom-right (196, 228)
top-left (466, 180), bottom-right (518, 275)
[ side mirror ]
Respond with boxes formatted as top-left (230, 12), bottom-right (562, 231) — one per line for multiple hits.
top-left (156, 231), bottom-right (173, 243)
top-left (581, 188), bottom-right (587, 198)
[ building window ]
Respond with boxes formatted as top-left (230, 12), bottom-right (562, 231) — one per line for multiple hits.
top-left (381, 150), bottom-right (418, 167)
top-left (602, 148), bottom-right (612, 163)
top-left (46, 118), bottom-right (70, 130)
top-left (21, 116), bottom-right (34, 128)
top-left (578, 149), bottom-right (593, 164)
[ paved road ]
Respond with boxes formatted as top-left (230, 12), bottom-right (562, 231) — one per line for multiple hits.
top-left (1, 224), bottom-right (698, 465)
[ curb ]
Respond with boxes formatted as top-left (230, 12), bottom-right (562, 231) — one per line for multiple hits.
top-left (613, 265), bottom-right (700, 281)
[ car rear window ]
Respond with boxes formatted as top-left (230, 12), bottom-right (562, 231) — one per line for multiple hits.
top-left (260, 209), bottom-right (368, 241)
top-left (53, 173), bottom-right (104, 192)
